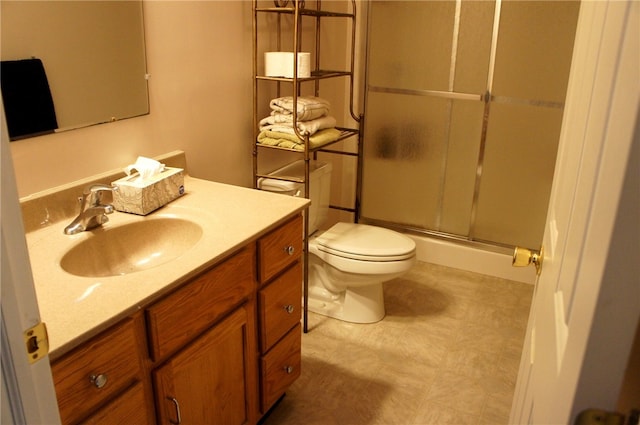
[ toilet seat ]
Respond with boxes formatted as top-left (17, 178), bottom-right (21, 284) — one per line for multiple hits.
top-left (312, 223), bottom-right (416, 262)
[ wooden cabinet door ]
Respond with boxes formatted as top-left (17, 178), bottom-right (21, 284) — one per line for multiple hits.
top-left (153, 306), bottom-right (255, 425)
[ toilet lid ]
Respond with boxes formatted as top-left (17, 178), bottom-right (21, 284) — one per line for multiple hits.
top-left (314, 223), bottom-right (415, 261)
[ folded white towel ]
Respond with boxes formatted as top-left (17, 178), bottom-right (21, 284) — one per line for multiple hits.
top-left (262, 113), bottom-right (299, 124)
top-left (259, 115), bottom-right (336, 136)
top-left (269, 96), bottom-right (330, 121)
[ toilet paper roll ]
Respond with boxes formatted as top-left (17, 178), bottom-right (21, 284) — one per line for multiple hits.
top-left (264, 52), bottom-right (311, 78)
top-left (290, 52), bottom-right (310, 78)
top-left (264, 52), bottom-right (286, 77)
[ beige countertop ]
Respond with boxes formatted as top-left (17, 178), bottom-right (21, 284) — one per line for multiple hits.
top-left (25, 175), bottom-right (309, 360)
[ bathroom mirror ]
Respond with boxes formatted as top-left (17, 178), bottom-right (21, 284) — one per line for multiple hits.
top-left (0, 1), bottom-right (148, 141)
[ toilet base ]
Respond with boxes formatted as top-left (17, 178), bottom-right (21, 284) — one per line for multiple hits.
top-left (307, 282), bottom-right (385, 324)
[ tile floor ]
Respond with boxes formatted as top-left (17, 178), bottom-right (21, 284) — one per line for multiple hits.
top-left (261, 260), bottom-right (534, 425)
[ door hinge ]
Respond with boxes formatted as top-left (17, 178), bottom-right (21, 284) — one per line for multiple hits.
top-left (23, 322), bottom-right (49, 364)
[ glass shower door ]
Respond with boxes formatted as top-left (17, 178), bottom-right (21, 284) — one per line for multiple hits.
top-left (361, 0), bottom-right (579, 249)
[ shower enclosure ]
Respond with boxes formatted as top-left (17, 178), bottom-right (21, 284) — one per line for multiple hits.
top-left (360, 0), bottom-right (580, 250)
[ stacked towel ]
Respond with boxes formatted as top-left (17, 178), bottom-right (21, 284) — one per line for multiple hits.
top-left (257, 96), bottom-right (340, 149)
top-left (262, 96), bottom-right (334, 135)
top-left (258, 128), bottom-right (342, 151)
top-left (269, 96), bottom-right (330, 121)
top-left (259, 115), bottom-right (337, 136)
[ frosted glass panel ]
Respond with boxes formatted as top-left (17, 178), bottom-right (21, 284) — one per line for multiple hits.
top-left (493, 1), bottom-right (580, 101)
top-left (440, 100), bottom-right (484, 236)
top-left (454, 1), bottom-right (495, 94)
top-left (368, 1), bottom-right (454, 91)
top-left (362, 94), bottom-right (484, 234)
top-left (361, 92), bottom-right (449, 228)
top-left (474, 103), bottom-right (564, 248)
top-left (362, 0), bottom-right (578, 249)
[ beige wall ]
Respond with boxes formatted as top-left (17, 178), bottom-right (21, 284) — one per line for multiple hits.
top-left (10, 1), bottom-right (255, 198)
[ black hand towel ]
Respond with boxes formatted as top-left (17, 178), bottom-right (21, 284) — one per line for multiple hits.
top-left (1, 58), bottom-right (58, 140)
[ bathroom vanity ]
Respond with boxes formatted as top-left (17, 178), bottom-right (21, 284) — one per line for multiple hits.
top-left (22, 156), bottom-right (308, 424)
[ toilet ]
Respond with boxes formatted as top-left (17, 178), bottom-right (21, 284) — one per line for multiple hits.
top-left (259, 160), bottom-right (416, 323)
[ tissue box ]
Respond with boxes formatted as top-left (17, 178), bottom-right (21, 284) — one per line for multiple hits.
top-left (111, 167), bottom-right (185, 215)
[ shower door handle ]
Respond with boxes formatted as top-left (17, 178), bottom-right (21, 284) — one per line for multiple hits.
top-left (512, 246), bottom-right (544, 276)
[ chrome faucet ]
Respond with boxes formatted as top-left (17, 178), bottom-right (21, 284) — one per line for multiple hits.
top-left (64, 184), bottom-right (117, 235)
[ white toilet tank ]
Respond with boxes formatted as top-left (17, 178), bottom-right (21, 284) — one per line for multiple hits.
top-left (258, 160), bottom-right (332, 234)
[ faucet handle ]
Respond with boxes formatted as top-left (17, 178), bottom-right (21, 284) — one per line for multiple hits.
top-left (85, 205), bottom-right (115, 216)
top-left (83, 183), bottom-right (115, 196)
top-left (82, 184), bottom-right (116, 208)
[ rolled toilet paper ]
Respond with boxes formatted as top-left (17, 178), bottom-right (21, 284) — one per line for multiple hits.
top-left (264, 52), bottom-right (311, 78)
top-left (264, 52), bottom-right (287, 77)
top-left (291, 52), bottom-right (311, 78)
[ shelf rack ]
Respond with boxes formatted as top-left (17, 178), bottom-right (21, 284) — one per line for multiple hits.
top-left (252, 0), bottom-right (362, 333)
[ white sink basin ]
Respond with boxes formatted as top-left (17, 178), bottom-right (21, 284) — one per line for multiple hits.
top-left (60, 218), bottom-right (203, 277)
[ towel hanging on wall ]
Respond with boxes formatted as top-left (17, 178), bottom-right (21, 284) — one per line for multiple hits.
top-left (1, 58), bottom-right (58, 140)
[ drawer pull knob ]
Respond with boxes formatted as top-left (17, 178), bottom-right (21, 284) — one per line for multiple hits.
top-left (89, 374), bottom-right (108, 389)
top-left (284, 304), bottom-right (295, 314)
top-left (167, 397), bottom-right (182, 425)
top-left (284, 365), bottom-right (294, 374)
top-left (284, 245), bottom-right (295, 255)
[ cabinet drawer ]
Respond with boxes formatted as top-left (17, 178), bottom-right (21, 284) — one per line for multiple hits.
top-left (260, 323), bottom-right (301, 412)
top-left (259, 262), bottom-right (302, 352)
top-left (257, 215), bottom-right (302, 283)
top-left (81, 382), bottom-right (151, 425)
top-left (52, 318), bottom-right (141, 425)
top-left (146, 245), bottom-right (255, 360)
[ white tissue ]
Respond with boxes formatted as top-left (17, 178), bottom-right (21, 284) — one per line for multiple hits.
top-left (124, 156), bottom-right (165, 182)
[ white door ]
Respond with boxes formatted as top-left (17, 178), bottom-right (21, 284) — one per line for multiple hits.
top-left (1, 107), bottom-right (61, 422)
top-left (510, 1), bottom-right (639, 424)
